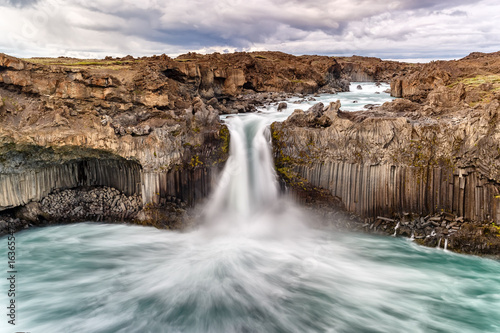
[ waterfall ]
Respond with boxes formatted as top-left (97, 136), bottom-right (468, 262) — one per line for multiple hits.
top-left (437, 238), bottom-right (442, 249)
top-left (444, 238), bottom-right (448, 251)
top-left (203, 114), bottom-right (280, 222)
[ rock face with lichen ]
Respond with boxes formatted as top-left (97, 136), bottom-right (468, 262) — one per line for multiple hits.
top-left (272, 51), bottom-right (500, 255)
top-left (0, 53), bottom-right (230, 230)
top-left (0, 51), bottom-right (375, 230)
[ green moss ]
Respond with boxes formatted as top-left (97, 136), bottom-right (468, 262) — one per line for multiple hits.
top-left (447, 74), bottom-right (500, 107)
top-left (171, 129), bottom-right (182, 137)
top-left (254, 55), bottom-right (267, 59)
top-left (271, 123), bottom-right (310, 188)
top-left (189, 155), bottom-right (203, 168)
top-left (219, 125), bottom-right (230, 154)
top-left (290, 79), bottom-right (303, 84)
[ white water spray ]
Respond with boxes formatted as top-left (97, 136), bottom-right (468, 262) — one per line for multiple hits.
top-left (201, 114), bottom-right (307, 237)
top-left (437, 238), bottom-right (442, 249)
top-left (444, 238), bottom-right (448, 251)
top-left (393, 222), bottom-right (400, 237)
top-left (205, 115), bottom-right (279, 217)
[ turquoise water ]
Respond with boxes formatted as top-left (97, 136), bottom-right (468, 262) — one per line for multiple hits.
top-left (1, 223), bottom-right (499, 332)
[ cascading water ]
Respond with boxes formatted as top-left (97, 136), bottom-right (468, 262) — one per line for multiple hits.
top-left (393, 221), bottom-right (400, 237)
top-left (203, 115), bottom-right (279, 220)
top-left (2, 83), bottom-right (500, 333)
top-left (200, 113), bottom-right (308, 239)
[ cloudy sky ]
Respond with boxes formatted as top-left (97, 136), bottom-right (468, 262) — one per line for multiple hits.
top-left (0, 0), bottom-right (499, 61)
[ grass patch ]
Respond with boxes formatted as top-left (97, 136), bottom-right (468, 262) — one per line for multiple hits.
top-left (22, 58), bottom-right (135, 68)
top-left (461, 75), bottom-right (500, 87)
top-left (447, 74), bottom-right (500, 106)
top-left (449, 74), bottom-right (500, 88)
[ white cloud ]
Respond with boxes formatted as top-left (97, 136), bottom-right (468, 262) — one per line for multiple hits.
top-left (0, 0), bottom-right (498, 60)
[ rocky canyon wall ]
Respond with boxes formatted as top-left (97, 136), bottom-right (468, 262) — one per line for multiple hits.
top-left (3, 49), bottom-right (389, 221)
top-left (0, 155), bottom-right (142, 211)
top-left (272, 49), bottom-right (500, 254)
top-left (291, 162), bottom-right (500, 223)
top-left (0, 53), bottom-right (229, 225)
top-left (272, 97), bottom-right (500, 225)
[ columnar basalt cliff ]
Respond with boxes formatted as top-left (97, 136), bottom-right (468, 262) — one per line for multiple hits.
top-left (0, 53), bottom-right (231, 230)
top-left (272, 51), bottom-right (500, 255)
top-left (0, 51), bottom-right (379, 231)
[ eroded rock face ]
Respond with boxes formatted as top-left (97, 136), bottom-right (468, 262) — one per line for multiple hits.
top-left (272, 54), bottom-right (500, 255)
top-left (339, 55), bottom-right (414, 82)
top-left (0, 53), bottom-right (230, 226)
top-left (390, 51), bottom-right (500, 107)
top-left (0, 50), bottom-right (402, 222)
top-left (171, 51), bottom-right (349, 97)
top-left (273, 98), bottom-right (500, 216)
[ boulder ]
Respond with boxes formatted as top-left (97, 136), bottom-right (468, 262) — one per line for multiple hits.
top-left (277, 102), bottom-right (287, 112)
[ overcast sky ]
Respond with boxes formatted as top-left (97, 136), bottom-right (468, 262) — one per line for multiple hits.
top-left (0, 0), bottom-right (499, 61)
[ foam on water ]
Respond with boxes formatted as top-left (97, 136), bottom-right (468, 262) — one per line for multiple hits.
top-left (2, 223), bottom-right (500, 333)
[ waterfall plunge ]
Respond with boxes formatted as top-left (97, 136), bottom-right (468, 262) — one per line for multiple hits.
top-left (201, 114), bottom-right (305, 236)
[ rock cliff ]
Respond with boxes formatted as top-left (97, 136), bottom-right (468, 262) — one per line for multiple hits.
top-left (0, 51), bottom-right (373, 231)
top-left (0, 53), bottom-right (230, 230)
top-left (272, 51), bottom-right (500, 255)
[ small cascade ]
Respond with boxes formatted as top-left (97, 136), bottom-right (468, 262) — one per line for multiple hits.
top-left (444, 238), bottom-right (448, 251)
top-left (393, 222), bottom-right (400, 237)
top-left (437, 238), bottom-right (442, 249)
top-left (410, 231), bottom-right (415, 241)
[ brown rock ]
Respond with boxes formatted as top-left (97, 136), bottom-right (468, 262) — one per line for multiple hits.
top-left (277, 102), bottom-right (287, 112)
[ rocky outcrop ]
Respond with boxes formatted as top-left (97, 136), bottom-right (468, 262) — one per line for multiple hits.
top-left (0, 53), bottom-right (229, 230)
top-left (0, 151), bottom-right (141, 211)
top-left (170, 51), bottom-right (350, 98)
top-left (272, 84), bottom-right (500, 254)
top-left (390, 51), bottom-right (500, 106)
top-left (338, 55), bottom-right (414, 82)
